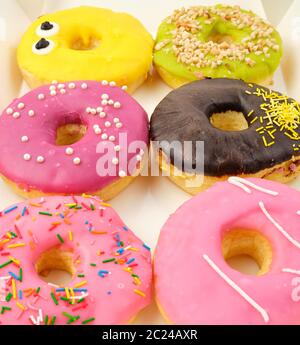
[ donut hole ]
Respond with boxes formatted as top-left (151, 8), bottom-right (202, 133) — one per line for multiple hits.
top-left (35, 248), bottom-right (75, 286)
top-left (70, 35), bottom-right (100, 51)
top-left (56, 118), bottom-right (87, 146)
top-left (222, 228), bottom-right (272, 276)
top-left (208, 28), bottom-right (234, 45)
top-left (210, 111), bottom-right (249, 131)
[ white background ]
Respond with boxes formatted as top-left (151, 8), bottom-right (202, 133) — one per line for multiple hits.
top-left (0, 0), bottom-right (299, 324)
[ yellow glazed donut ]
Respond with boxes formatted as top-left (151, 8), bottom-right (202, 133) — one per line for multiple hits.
top-left (17, 6), bottom-right (154, 93)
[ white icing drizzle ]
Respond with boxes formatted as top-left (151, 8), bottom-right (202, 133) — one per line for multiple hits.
top-left (282, 268), bottom-right (300, 275)
top-left (203, 254), bottom-right (269, 323)
top-left (296, 211), bottom-right (300, 216)
top-left (259, 201), bottom-right (300, 249)
top-left (228, 177), bottom-right (279, 196)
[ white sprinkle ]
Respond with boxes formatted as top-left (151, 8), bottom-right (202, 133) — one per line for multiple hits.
top-left (94, 127), bottom-right (102, 135)
top-left (23, 153), bottom-right (31, 161)
top-left (97, 107), bottom-right (103, 113)
top-left (282, 268), bottom-right (300, 275)
top-left (105, 121), bottom-right (111, 128)
top-left (112, 158), bottom-right (119, 165)
top-left (136, 155), bottom-right (142, 161)
top-left (58, 84), bottom-right (65, 89)
top-left (113, 118), bottom-right (120, 123)
top-left (65, 147), bottom-right (74, 155)
top-left (49, 85), bottom-right (56, 91)
top-left (101, 94), bottom-right (109, 100)
top-left (60, 89), bottom-right (66, 95)
top-left (101, 100), bottom-right (108, 106)
top-left (50, 90), bottom-right (57, 96)
top-left (29, 315), bottom-right (39, 325)
top-left (86, 107), bottom-right (91, 114)
top-left (108, 100), bottom-right (114, 105)
top-left (90, 108), bottom-right (97, 115)
top-left (99, 112), bottom-right (106, 118)
top-left (114, 145), bottom-right (121, 152)
top-left (109, 81), bottom-right (116, 87)
top-left (114, 102), bottom-right (121, 109)
top-left (81, 83), bottom-right (88, 89)
top-left (21, 136), bottom-right (29, 143)
top-left (121, 85), bottom-right (128, 91)
top-left (17, 102), bottom-right (25, 110)
top-left (109, 136), bottom-right (115, 142)
top-left (13, 112), bottom-right (20, 119)
top-left (73, 157), bottom-right (81, 165)
top-left (116, 122), bottom-right (123, 128)
top-left (101, 80), bottom-right (108, 86)
top-left (28, 110), bottom-right (35, 117)
top-left (38, 94), bottom-right (45, 100)
top-left (101, 133), bottom-right (108, 140)
top-left (68, 83), bottom-right (76, 89)
top-left (228, 177), bottom-right (279, 196)
top-left (52, 80), bottom-right (58, 84)
top-left (6, 108), bottom-right (13, 115)
top-left (119, 170), bottom-right (126, 178)
top-left (37, 156), bottom-right (45, 163)
top-left (203, 254), bottom-right (269, 323)
top-left (259, 201), bottom-right (300, 249)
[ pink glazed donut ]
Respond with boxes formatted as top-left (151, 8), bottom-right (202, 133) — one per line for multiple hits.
top-left (0, 81), bottom-right (149, 200)
top-left (0, 195), bottom-right (152, 325)
top-left (155, 177), bottom-right (300, 325)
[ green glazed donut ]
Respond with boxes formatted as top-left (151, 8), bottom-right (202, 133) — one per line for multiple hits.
top-left (154, 5), bottom-right (282, 88)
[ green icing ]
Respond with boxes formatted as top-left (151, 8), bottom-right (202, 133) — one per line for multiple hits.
top-left (154, 5), bottom-right (283, 83)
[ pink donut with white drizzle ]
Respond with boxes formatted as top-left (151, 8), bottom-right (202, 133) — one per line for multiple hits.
top-left (0, 195), bottom-right (152, 325)
top-left (0, 81), bottom-right (149, 200)
top-left (155, 178), bottom-right (300, 325)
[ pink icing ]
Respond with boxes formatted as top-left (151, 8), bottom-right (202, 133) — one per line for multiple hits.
top-left (0, 195), bottom-right (152, 325)
top-left (155, 178), bottom-right (300, 325)
top-left (0, 81), bottom-right (149, 194)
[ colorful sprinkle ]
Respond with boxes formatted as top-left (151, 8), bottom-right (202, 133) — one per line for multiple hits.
top-left (57, 234), bottom-right (64, 244)
top-left (51, 292), bottom-right (58, 305)
top-left (82, 317), bottom-right (95, 324)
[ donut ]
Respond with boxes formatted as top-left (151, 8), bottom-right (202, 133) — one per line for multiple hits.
top-left (0, 80), bottom-right (149, 200)
top-left (17, 6), bottom-right (153, 93)
top-left (0, 195), bottom-right (152, 325)
top-left (154, 5), bottom-right (282, 88)
top-left (150, 78), bottom-right (300, 195)
top-left (155, 177), bottom-right (300, 325)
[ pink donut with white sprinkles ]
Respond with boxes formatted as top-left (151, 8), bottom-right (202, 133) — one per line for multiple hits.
top-left (0, 81), bottom-right (149, 200)
top-left (0, 195), bottom-right (152, 325)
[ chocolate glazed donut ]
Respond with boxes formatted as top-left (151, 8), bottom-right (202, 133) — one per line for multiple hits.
top-left (150, 78), bottom-right (300, 194)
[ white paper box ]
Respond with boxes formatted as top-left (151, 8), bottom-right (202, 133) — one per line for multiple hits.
top-left (0, 0), bottom-right (298, 325)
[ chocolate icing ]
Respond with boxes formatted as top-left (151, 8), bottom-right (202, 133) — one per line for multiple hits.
top-left (35, 38), bottom-right (50, 50)
top-left (41, 21), bottom-right (54, 31)
top-left (150, 78), bottom-right (299, 176)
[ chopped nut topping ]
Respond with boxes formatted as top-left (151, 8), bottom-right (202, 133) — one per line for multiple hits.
top-left (155, 5), bottom-right (280, 70)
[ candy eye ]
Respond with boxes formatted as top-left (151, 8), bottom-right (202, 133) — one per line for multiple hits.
top-left (32, 38), bottom-right (55, 55)
top-left (36, 21), bottom-right (59, 37)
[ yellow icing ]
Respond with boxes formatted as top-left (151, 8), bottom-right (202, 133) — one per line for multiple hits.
top-left (17, 6), bottom-right (154, 92)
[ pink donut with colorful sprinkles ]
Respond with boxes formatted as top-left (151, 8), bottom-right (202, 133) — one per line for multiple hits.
top-left (0, 80), bottom-right (149, 199)
top-left (155, 178), bottom-right (300, 325)
top-left (0, 195), bottom-right (152, 325)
